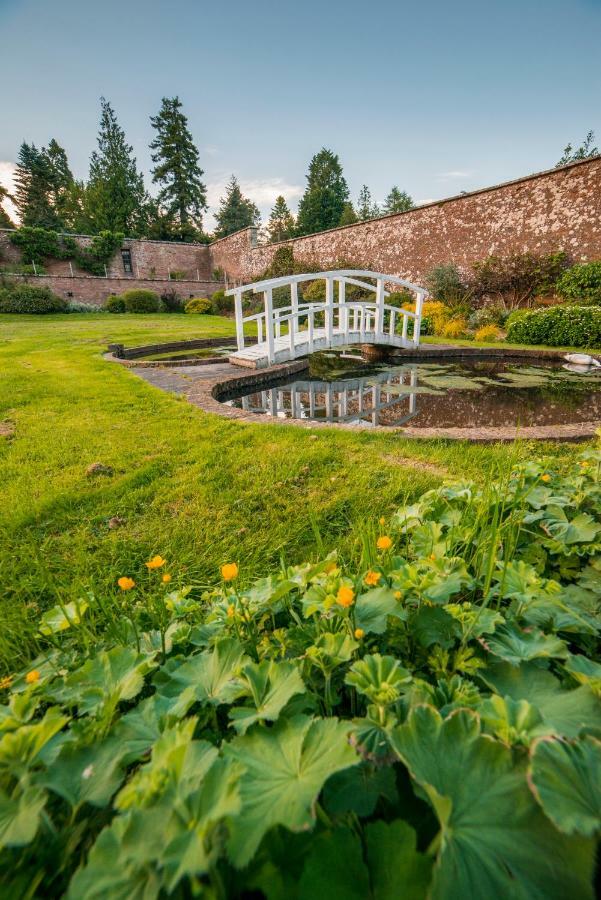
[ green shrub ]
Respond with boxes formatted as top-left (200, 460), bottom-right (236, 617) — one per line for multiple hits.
top-left (104, 294), bottom-right (126, 314)
top-left (122, 289), bottom-right (160, 313)
top-left (185, 297), bottom-right (213, 314)
top-left (67, 301), bottom-right (104, 313)
top-left (506, 305), bottom-right (601, 348)
top-left (425, 264), bottom-right (472, 307)
top-left (468, 306), bottom-right (508, 329)
top-left (160, 290), bottom-right (184, 313)
top-left (0, 283), bottom-right (67, 313)
top-left (471, 251), bottom-right (569, 309)
top-left (556, 261), bottom-right (601, 305)
top-left (386, 289), bottom-right (414, 309)
top-left (210, 289), bottom-right (234, 315)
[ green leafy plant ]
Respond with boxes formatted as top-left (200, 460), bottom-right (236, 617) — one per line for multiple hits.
top-left (556, 261), bottom-right (601, 306)
top-left (0, 451), bottom-right (600, 896)
top-left (121, 289), bottom-right (160, 314)
top-left (104, 294), bottom-right (126, 314)
top-left (0, 283), bottom-right (67, 314)
top-left (506, 305), bottom-right (601, 348)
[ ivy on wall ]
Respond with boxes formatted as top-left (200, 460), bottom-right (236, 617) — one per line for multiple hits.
top-left (9, 227), bottom-right (124, 276)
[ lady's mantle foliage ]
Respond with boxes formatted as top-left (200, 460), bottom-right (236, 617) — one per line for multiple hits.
top-left (0, 451), bottom-right (601, 897)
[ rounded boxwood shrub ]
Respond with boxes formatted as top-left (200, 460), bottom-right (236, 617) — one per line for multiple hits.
top-left (104, 294), bottom-right (126, 314)
top-left (506, 305), bottom-right (601, 348)
top-left (556, 261), bottom-right (601, 305)
top-left (121, 289), bottom-right (160, 313)
top-left (0, 283), bottom-right (67, 314)
top-left (185, 297), bottom-right (213, 314)
top-left (160, 290), bottom-right (184, 313)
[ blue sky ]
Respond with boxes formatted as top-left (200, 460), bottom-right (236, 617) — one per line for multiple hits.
top-left (1, 0), bottom-right (600, 228)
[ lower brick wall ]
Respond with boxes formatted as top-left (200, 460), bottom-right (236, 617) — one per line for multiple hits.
top-left (2, 274), bottom-right (224, 306)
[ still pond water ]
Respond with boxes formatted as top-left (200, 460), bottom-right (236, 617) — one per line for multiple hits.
top-left (223, 351), bottom-right (601, 429)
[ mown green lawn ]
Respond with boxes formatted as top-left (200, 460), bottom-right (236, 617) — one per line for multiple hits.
top-left (0, 313), bottom-right (586, 671)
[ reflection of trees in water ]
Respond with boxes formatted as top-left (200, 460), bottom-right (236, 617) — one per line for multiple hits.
top-left (228, 361), bottom-right (601, 428)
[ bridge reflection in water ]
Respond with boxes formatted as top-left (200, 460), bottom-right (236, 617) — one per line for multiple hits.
top-left (233, 367), bottom-right (420, 427)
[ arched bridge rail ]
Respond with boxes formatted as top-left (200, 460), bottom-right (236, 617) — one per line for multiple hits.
top-left (225, 270), bottom-right (427, 368)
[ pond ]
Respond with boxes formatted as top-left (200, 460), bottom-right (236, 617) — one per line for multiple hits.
top-left (222, 350), bottom-right (601, 429)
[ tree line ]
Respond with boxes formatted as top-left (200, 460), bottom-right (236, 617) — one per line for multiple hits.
top-left (2, 98), bottom-right (415, 244)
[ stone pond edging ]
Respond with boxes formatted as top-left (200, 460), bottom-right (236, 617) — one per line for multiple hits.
top-left (107, 343), bottom-right (601, 441)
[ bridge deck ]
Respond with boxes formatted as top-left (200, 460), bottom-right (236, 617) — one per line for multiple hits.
top-left (229, 327), bottom-right (415, 369)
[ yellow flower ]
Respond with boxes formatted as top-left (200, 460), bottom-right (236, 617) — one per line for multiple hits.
top-left (394, 590), bottom-right (402, 601)
top-left (379, 517), bottom-right (386, 525)
top-left (354, 628), bottom-right (365, 640)
top-left (377, 535), bottom-right (393, 551)
top-left (580, 461), bottom-right (590, 468)
top-left (324, 561), bottom-right (338, 574)
top-left (118, 576), bottom-right (135, 591)
top-left (429, 553), bottom-right (437, 561)
top-left (146, 555), bottom-right (166, 569)
top-left (0, 675), bottom-right (12, 690)
top-left (221, 562), bottom-right (239, 582)
top-left (364, 570), bottom-right (381, 586)
top-left (25, 670), bottom-right (40, 684)
top-left (227, 604), bottom-right (235, 618)
top-left (337, 586), bottom-right (355, 608)
top-left (541, 474), bottom-right (551, 483)
top-left (162, 573), bottom-right (172, 584)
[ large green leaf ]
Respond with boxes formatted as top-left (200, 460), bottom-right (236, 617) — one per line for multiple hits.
top-left (228, 659), bottom-right (306, 734)
top-left (156, 638), bottom-right (249, 712)
top-left (224, 714), bottom-right (359, 867)
top-left (565, 655), bottom-right (601, 697)
top-left (529, 736), bottom-right (601, 837)
top-left (298, 827), bottom-right (370, 900)
top-left (390, 705), bottom-right (595, 900)
top-left (365, 819), bottom-right (433, 900)
top-left (354, 587), bottom-right (407, 635)
top-left (479, 660), bottom-right (601, 738)
top-left (39, 598), bottom-right (89, 635)
top-left (322, 762), bottom-right (397, 817)
top-left (0, 785), bottom-right (47, 849)
top-left (345, 654), bottom-right (412, 707)
top-left (412, 607), bottom-right (461, 649)
top-left (44, 737), bottom-right (128, 809)
top-left (55, 647), bottom-right (156, 715)
top-left (0, 707), bottom-right (68, 771)
top-left (480, 624), bottom-right (568, 667)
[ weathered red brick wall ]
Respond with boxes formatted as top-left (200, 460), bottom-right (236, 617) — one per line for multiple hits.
top-left (210, 157), bottom-right (601, 285)
top-left (0, 231), bottom-right (212, 280)
top-left (1, 274), bottom-right (221, 306)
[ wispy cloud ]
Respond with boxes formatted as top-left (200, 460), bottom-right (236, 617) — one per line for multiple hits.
top-left (203, 145), bottom-right (219, 156)
top-left (435, 170), bottom-right (473, 180)
top-left (205, 175), bottom-right (303, 228)
top-left (0, 161), bottom-right (19, 223)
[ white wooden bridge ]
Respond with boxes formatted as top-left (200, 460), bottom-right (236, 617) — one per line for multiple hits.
top-left (226, 270), bottom-right (427, 368)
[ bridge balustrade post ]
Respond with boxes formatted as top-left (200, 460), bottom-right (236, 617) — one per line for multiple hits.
top-left (325, 277), bottom-right (334, 342)
top-left (264, 288), bottom-right (275, 364)
top-left (414, 291), bottom-right (425, 347)
top-left (234, 290), bottom-right (244, 351)
top-left (339, 279), bottom-right (348, 338)
top-left (402, 313), bottom-right (408, 342)
top-left (289, 281), bottom-right (298, 354)
top-left (375, 277), bottom-right (385, 337)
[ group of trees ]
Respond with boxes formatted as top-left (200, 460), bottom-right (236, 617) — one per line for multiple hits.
top-left (264, 148), bottom-right (414, 243)
top-left (6, 97), bottom-right (209, 242)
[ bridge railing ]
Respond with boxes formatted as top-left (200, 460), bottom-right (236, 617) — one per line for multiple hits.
top-left (226, 270), bottom-right (427, 364)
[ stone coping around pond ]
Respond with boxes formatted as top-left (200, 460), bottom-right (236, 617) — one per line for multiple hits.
top-left (196, 347), bottom-right (601, 442)
top-left (105, 335), bottom-right (251, 368)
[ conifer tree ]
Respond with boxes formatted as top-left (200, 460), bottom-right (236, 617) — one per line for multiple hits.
top-left (266, 195), bottom-right (295, 243)
top-left (295, 149), bottom-right (349, 235)
top-left (382, 186), bottom-right (413, 214)
top-left (357, 185), bottom-right (380, 220)
top-left (213, 176), bottom-right (260, 238)
top-left (13, 142), bottom-right (60, 229)
top-left (43, 139), bottom-right (77, 229)
top-left (83, 98), bottom-right (148, 235)
top-left (0, 185), bottom-right (15, 228)
top-left (339, 202), bottom-right (358, 226)
top-left (149, 96), bottom-right (207, 241)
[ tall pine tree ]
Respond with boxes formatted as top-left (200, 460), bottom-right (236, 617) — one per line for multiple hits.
top-left (357, 185), bottom-right (380, 220)
top-left (266, 195), bottom-right (295, 243)
top-left (83, 98), bottom-right (147, 235)
top-left (149, 96), bottom-right (207, 241)
top-left (14, 142), bottom-right (60, 229)
top-left (213, 176), bottom-right (260, 238)
top-left (295, 149), bottom-right (349, 235)
top-left (43, 139), bottom-right (77, 229)
top-left (0, 185), bottom-right (15, 228)
top-left (383, 186), bottom-right (413, 214)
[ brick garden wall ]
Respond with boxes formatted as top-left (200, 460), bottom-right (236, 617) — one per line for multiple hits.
top-left (210, 157), bottom-right (601, 285)
top-left (1, 274), bottom-right (221, 307)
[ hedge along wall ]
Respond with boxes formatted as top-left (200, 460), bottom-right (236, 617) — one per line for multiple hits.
top-left (1, 274), bottom-right (223, 307)
top-left (210, 156), bottom-right (601, 285)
